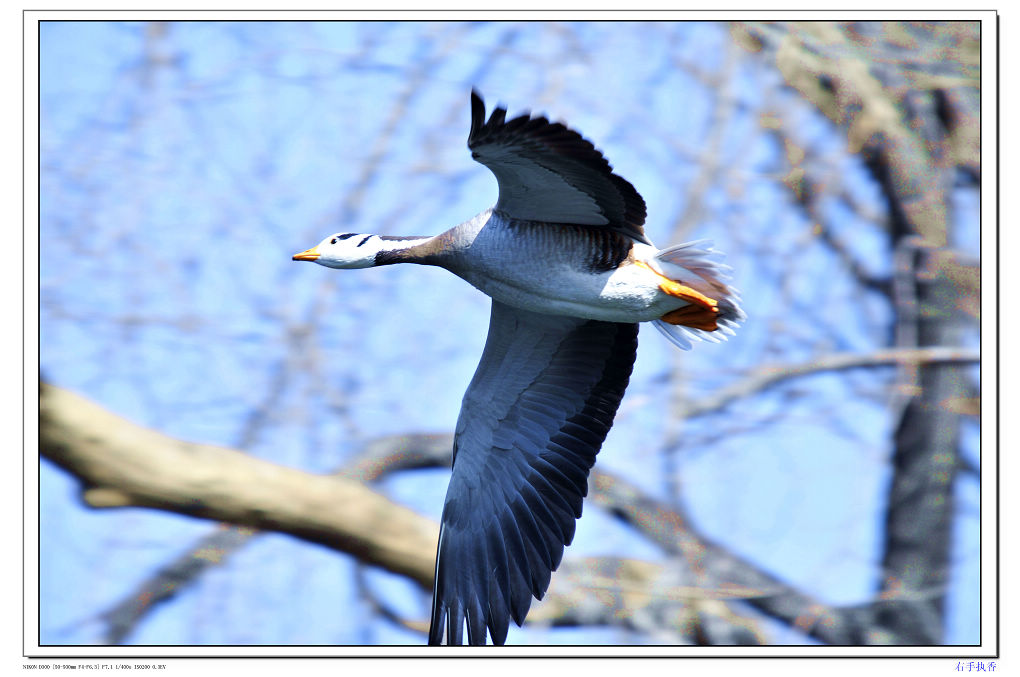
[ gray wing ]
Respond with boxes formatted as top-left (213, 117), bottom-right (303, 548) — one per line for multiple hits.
top-left (428, 300), bottom-right (638, 645)
top-left (468, 89), bottom-right (650, 245)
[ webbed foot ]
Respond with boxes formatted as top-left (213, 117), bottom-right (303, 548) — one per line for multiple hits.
top-left (659, 304), bottom-right (719, 331)
top-left (635, 260), bottom-right (721, 330)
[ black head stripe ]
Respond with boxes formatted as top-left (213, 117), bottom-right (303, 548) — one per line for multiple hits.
top-left (356, 235), bottom-right (373, 248)
top-left (336, 233), bottom-right (357, 241)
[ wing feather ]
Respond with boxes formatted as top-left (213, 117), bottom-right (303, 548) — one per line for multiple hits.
top-left (428, 300), bottom-right (638, 645)
top-left (468, 89), bottom-right (650, 245)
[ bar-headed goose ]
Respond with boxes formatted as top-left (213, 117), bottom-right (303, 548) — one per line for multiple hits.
top-left (293, 90), bottom-right (744, 645)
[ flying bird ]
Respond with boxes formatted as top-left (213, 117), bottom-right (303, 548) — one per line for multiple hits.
top-left (293, 90), bottom-right (744, 645)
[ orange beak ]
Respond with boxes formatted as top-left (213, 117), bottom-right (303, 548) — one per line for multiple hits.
top-left (292, 246), bottom-right (320, 262)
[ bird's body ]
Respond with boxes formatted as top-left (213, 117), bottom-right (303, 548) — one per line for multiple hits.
top-left (293, 90), bottom-right (744, 645)
top-left (306, 208), bottom-right (739, 332)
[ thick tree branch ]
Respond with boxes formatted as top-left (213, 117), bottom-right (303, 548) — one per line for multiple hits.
top-left (875, 247), bottom-right (970, 643)
top-left (39, 381), bottom-right (439, 589)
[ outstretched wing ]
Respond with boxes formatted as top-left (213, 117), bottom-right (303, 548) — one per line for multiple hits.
top-left (468, 89), bottom-right (650, 245)
top-left (429, 300), bottom-right (638, 645)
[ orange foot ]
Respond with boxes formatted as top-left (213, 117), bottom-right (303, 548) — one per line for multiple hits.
top-left (660, 304), bottom-right (719, 331)
top-left (635, 261), bottom-right (720, 331)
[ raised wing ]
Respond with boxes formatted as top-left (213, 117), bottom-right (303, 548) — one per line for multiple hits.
top-left (468, 89), bottom-right (650, 245)
top-left (428, 301), bottom-right (638, 645)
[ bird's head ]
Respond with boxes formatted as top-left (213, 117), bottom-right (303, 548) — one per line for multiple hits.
top-left (292, 233), bottom-right (383, 269)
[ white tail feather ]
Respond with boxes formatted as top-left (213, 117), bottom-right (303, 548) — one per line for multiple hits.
top-left (652, 240), bottom-right (746, 350)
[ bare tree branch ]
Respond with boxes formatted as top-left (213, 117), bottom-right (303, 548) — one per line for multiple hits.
top-left (679, 346), bottom-right (979, 419)
top-left (99, 525), bottom-right (258, 644)
top-left (593, 472), bottom-right (874, 645)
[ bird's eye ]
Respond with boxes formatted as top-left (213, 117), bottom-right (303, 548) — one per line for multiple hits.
top-left (330, 237), bottom-right (338, 244)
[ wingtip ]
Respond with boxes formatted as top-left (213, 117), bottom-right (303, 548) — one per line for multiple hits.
top-left (469, 88), bottom-right (486, 141)
top-left (468, 88), bottom-right (515, 146)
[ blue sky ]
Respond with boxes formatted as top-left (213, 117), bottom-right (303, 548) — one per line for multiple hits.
top-left (36, 20), bottom-right (982, 647)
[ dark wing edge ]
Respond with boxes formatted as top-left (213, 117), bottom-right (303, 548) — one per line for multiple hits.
top-left (467, 89), bottom-right (650, 245)
top-left (428, 300), bottom-right (638, 645)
